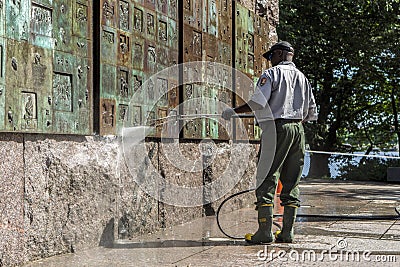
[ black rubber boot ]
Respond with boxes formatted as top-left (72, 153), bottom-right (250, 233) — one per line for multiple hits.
top-left (245, 204), bottom-right (274, 244)
top-left (275, 205), bottom-right (297, 243)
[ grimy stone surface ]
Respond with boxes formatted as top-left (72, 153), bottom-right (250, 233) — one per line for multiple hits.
top-left (23, 134), bottom-right (121, 260)
top-left (0, 134), bottom-right (260, 266)
top-left (0, 133), bottom-right (25, 266)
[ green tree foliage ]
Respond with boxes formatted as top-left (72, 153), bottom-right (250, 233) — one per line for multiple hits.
top-left (278, 0), bottom-right (400, 178)
top-left (336, 156), bottom-right (400, 181)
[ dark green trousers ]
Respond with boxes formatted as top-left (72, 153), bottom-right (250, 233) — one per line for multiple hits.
top-left (255, 120), bottom-right (305, 207)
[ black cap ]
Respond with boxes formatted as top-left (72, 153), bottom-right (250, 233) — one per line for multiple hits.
top-left (262, 41), bottom-right (294, 59)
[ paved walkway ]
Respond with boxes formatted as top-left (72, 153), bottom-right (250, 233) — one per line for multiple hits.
top-left (26, 179), bottom-right (400, 266)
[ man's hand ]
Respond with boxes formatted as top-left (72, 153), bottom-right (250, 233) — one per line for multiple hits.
top-left (221, 107), bottom-right (235, 120)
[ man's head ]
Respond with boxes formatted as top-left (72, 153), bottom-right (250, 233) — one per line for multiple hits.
top-left (263, 41), bottom-right (294, 66)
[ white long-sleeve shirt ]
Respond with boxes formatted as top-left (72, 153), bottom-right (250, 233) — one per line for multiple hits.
top-left (250, 61), bottom-right (318, 122)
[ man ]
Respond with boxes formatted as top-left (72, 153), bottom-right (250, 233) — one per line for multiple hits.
top-left (222, 41), bottom-right (318, 244)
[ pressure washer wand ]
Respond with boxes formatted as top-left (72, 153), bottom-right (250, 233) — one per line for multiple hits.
top-left (148, 113), bottom-right (255, 126)
top-left (178, 113), bottom-right (255, 119)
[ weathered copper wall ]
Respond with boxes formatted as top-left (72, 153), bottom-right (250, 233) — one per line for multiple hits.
top-left (181, 0), bottom-right (269, 140)
top-left (235, 2), bottom-right (269, 140)
top-left (181, 0), bottom-right (231, 140)
top-left (99, 0), bottom-right (178, 136)
top-left (1, 0), bottom-right (93, 134)
top-left (0, 0), bottom-right (273, 139)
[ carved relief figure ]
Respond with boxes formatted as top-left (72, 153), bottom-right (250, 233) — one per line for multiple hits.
top-left (184, 0), bottom-right (191, 10)
top-left (134, 75), bottom-right (142, 93)
top-left (134, 8), bottom-right (143, 32)
top-left (185, 84), bottom-right (193, 98)
top-left (119, 35), bottom-right (129, 54)
top-left (8, 107), bottom-right (13, 124)
top-left (119, 1), bottom-right (129, 30)
top-left (76, 4), bottom-right (88, 22)
top-left (102, 102), bottom-right (114, 126)
top-left (59, 27), bottom-right (66, 44)
top-left (20, 20), bottom-right (28, 40)
top-left (119, 105), bottom-right (128, 121)
top-left (159, 21), bottom-right (167, 42)
top-left (222, 0), bottom-right (228, 12)
top-left (169, 86), bottom-right (177, 106)
top-left (34, 53), bottom-right (41, 64)
top-left (147, 46), bottom-right (156, 71)
top-left (193, 31), bottom-right (202, 57)
top-left (120, 75), bottom-right (129, 98)
top-left (24, 96), bottom-right (34, 120)
top-left (210, 0), bottom-right (217, 24)
top-left (248, 33), bottom-right (254, 53)
top-left (248, 54), bottom-right (254, 69)
top-left (158, 0), bottom-right (166, 13)
top-left (169, 0), bottom-right (177, 18)
top-left (22, 93), bottom-right (37, 129)
top-left (147, 13), bottom-right (155, 35)
top-left (103, 1), bottom-right (114, 20)
top-left (31, 5), bottom-right (52, 37)
top-left (53, 74), bottom-right (72, 111)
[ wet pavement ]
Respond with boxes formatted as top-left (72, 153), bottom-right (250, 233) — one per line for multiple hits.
top-left (26, 179), bottom-right (400, 266)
